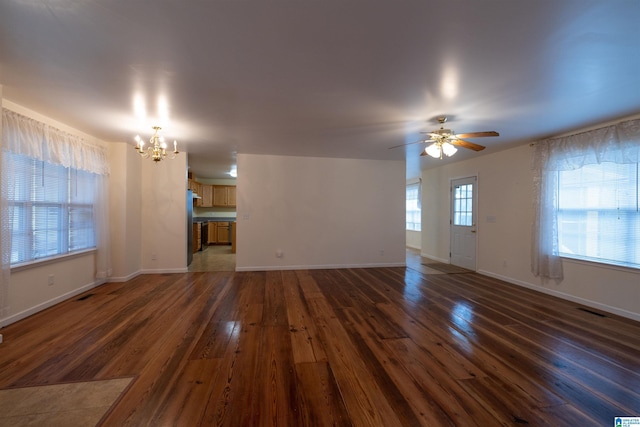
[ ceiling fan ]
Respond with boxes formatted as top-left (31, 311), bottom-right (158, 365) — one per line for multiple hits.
top-left (389, 117), bottom-right (499, 159)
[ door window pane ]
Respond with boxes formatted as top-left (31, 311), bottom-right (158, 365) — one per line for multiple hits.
top-left (453, 184), bottom-right (473, 226)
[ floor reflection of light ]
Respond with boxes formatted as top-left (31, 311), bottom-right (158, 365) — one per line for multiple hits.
top-left (449, 302), bottom-right (476, 354)
top-left (447, 327), bottom-right (473, 355)
top-left (402, 269), bottom-right (424, 304)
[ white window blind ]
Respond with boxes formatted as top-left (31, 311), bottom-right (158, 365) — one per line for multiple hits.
top-left (9, 151), bottom-right (96, 265)
top-left (406, 182), bottom-right (421, 231)
top-left (558, 162), bottom-right (639, 269)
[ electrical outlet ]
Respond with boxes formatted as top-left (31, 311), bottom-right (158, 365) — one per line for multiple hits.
top-left (48, 274), bottom-right (55, 286)
top-left (151, 253), bottom-right (157, 261)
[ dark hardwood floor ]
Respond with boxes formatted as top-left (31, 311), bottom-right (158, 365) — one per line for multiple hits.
top-left (0, 259), bottom-right (639, 426)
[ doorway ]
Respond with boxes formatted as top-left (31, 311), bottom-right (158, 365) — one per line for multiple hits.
top-left (450, 176), bottom-right (477, 270)
top-left (189, 244), bottom-right (235, 272)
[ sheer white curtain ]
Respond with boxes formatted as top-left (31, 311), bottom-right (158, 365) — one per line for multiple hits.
top-left (531, 118), bottom-right (640, 281)
top-left (1, 109), bottom-right (111, 317)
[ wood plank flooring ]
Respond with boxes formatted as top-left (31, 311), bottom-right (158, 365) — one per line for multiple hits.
top-left (0, 261), bottom-right (639, 426)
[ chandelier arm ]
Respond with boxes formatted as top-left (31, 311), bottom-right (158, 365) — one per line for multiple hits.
top-left (134, 126), bottom-right (179, 162)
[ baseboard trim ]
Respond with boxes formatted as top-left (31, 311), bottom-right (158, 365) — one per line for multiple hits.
top-left (478, 269), bottom-right (640, 322)
top-left (139, 267), bottom-right (189, 274)
top-left (420, 253), bottom-right (449, 264)
top-left (108, 271), bottom-right (142, 283)
top-left (0, 280), bottom-right (104, 327)
top-left (236, 262), bottom-right (406, 272)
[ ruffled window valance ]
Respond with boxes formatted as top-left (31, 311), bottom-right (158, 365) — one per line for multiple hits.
top-left (2, 109), bottom-right (110, 176)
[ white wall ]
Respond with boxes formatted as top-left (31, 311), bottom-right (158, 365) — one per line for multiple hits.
top-left (140, 154), bottom-right (188, 273)
top-left (236, 154), bottom-right (406, 270)
top-left (406, 230), bottom-right (421, 250)
top-left (109, 142), bottom-right (142, 281)
top-left (421, 144), bottom-right (640, 321)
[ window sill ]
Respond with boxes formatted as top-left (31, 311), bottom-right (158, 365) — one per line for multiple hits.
top-left (560, 255), bottom-right (640, 274)
top-left (10, 248), bottom-right (96, 273)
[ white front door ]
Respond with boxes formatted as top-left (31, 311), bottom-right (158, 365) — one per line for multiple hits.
top-left (450, 176), bottom-right (477, 270)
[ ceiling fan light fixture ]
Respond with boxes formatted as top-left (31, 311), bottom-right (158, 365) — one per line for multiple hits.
top-left (442, 141), bottom-right (458, 157)
top-left (425, 143), bottom-right (442, 158)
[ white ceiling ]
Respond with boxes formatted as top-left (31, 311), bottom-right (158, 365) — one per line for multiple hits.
top-left (1, 1), bottom-right (639, 179)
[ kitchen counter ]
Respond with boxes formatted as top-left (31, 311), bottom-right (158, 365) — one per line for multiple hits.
top-left (194, 217), bottom-right (236, 223)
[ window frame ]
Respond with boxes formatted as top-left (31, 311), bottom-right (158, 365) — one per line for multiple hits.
top-left (406, 182), bottom-right (421, 231)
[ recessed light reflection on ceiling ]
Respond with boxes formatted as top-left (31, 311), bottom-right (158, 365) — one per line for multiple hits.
top-left (133, 94), bottom-right (146, 119)
top-left (441, 64), bottom-right (459, 99)
top-left (133, 92), bottom-right (174, 131)
top-left (157, 95), bottom-right (169, 124)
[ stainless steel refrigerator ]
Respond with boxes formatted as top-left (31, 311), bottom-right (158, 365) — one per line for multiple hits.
top-left (187, 189), bottom-right (193, 266)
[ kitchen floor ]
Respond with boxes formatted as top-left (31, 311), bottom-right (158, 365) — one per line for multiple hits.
top-left (189, 245), bottom-right (235, 272)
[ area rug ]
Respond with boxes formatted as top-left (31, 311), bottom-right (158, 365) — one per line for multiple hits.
top-left (0, 377), bottom-right (133, 427)
top-left (421, 262), bottom-right (472, 274)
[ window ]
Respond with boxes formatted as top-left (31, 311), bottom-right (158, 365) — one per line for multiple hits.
top-left (531, 118), bottom-right (640, 280)
top-left (406, 182), bottom-right (421, 231)
top-left (558, 162), bottom-right (639, 268)
top-left (8, 152), bottom-right (96, 265)
top-left (453, 183), bottom-right (473, 226)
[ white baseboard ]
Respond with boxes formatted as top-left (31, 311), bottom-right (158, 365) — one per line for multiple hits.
top-left (139, 267), bottom-right (189, 274)
top-left (478, 269), bottom-right (640, 322)
top-left (108, 270), bottom-right (142, 283)
top-left (0, 280), bottom-right (104, 327)
top-left (420, 253), bottom-right (450, 264)
top-left (235, 262), bottom-right (406, 272)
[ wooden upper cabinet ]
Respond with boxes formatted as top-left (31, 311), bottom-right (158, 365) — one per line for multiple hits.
top-left (213, 186), bottom-right (227, 206)
top-left (213, 185), bottom-right (236, 207)
top-left (201, 185), bottom-right (213, 207)
top-left (190, 180), bottom-right (236, 208)
top-left (227, 186), bottom-right (236, 207)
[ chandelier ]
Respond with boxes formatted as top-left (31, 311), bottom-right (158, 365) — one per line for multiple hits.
top-left (134, 126), bottom-right (179, 162)
top-left (424, 140), bottom-right (457, 159)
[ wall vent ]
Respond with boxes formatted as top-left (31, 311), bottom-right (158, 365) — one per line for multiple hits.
top-left (76, 293), bottom-right (95, 301)
top-left (577, 307), bottom-right (606, 317)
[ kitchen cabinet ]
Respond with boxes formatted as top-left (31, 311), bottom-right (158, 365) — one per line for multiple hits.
top-left (227, 186), bottom-right (236, 206)
top-left (208, 221), bottom-right (217, 243)
top-left (189, 180), bottom-right (203, 207)
top-left (193, 223), bottom-right (201, 252)
top-left (201, 185), bottom-right (213, 207)
top-left (217, 222), bottom-right (230, 244)
top-left (207, 221), bottom-right (230, 244)
top-left (213, 186), bottom-right (236, 207)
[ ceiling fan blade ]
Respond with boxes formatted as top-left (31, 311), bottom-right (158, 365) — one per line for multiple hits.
top-left (450, 139), bottom-right (486, 151)
top-left (388, 139), bottom-right (433, 149)
top-left (419, 150), bottom-right (428, 156)
top-left (455, 131), bottom-right (499, 138)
